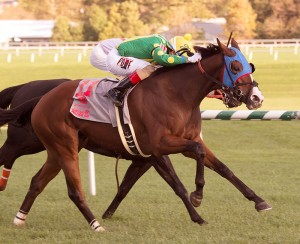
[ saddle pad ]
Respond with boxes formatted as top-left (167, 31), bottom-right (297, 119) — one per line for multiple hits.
top-left (70, 78), bottom-right (131, 127)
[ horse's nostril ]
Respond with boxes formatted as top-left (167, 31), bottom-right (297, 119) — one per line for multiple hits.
top-left (251, 95), bottom-right (260, 103)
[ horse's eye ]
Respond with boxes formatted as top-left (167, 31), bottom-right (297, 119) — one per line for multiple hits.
top-left (230, 60), bottom-right (243, 75)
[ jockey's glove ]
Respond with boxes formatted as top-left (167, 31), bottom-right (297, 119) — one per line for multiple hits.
top-left (187, 53), bottom-right (202, 63)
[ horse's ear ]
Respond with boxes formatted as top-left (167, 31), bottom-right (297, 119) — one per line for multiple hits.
top-left (217, 38), bottom-right (235, 57)
top-left (231, 38), bottom-right (240, 50)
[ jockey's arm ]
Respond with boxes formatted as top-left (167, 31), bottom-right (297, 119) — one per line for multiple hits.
top-left (152, 46), bottom-right (188, 67)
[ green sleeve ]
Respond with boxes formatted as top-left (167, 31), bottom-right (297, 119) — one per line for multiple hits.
top-left (152, 47), bottom-right (188, 66)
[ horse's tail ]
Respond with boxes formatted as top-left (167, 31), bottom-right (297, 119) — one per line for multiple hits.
top-left (0, 96), bottom-right (41, 127)
top-left (0, 84), bottom-right (25, 109)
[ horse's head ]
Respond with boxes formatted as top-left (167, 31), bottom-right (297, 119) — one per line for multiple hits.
top-left (217, 38), bottom-right (264, 110)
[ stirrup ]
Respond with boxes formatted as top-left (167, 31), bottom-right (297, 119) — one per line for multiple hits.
top-left (106, 89), bottom-right (124, 107)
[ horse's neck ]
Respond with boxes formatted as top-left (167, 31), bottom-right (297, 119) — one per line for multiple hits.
top-left (197, 52), bottom-right (224, 98)
top-left (201, 52), bottom-right (224, 76)
top-left (166, 53), bottom-right (224, 108)
top-left (137, 54), bottom-right (224, 110)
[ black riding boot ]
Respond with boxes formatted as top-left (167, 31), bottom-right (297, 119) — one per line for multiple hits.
top-left (106, 77), bottom-right (133, 107)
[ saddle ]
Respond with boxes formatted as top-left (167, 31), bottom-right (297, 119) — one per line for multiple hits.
top-left (70, 78), bottom-right (150, 157)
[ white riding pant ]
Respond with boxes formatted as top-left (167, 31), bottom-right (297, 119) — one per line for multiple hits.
top-left (90, 44), bottom-right (109, 71)
top-left (106, 48), bottom-right (151, 76)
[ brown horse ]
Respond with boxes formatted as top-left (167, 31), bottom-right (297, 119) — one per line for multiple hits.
top-left (0, 39), bottom-right (271, 231)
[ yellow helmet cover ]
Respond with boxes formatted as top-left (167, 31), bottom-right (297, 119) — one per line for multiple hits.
top-left (168, 34), bottom-right (195, 57)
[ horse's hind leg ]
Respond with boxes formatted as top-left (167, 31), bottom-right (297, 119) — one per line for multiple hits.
top-left (102, 159), bottom-right (152, 219)
top-left (192, 143), bottom-right (272, 212)
top-left (0, 139), bottom-right (21, 191)
top-left (0, 126), bottom-right (44, 191)
top-left (62, 162), bottom-right (104, 232)
top-left (151, 156), bottom-right (207, 225)
top-left (13, 160), bottom-right (61, 226)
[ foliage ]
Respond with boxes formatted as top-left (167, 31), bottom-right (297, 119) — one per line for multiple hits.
top-left (249, 0), bottom-right (300, 38)
top-left (99, 1), bottom-right (149, 39)
top-left (16, 0), bottom-right (300, 40)
top-left (223, 0), bottom-right (257, 39)
top-left (83, 4), bottom-right (108, 41)
top-left (19, 0), bottom-right (85, 20)
top-left (52, 16), bottom-right (84, 41)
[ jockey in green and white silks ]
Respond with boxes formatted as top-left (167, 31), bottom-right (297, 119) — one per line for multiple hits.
top-left (93, 34), bottom-right (202, 107)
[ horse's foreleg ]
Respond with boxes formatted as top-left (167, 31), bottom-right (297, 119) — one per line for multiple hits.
top-left (160, 136), bottom-right (206, 211)
top-left (13, 160), bottom-right (61, 227)
top-left (151, 156), bottom-right (207, 225)
top-left (102, 159), bottom-right (152, 219)
top-left (201, 144), bottom-right (271, 211)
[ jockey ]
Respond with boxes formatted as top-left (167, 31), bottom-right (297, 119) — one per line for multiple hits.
top-left (90, 34), bottom-right (201, 107)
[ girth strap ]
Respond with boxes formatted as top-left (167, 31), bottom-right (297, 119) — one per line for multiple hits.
top-left (114, 105), bottom-right (151, 157)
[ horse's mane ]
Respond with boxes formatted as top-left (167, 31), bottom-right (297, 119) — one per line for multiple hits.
top-left (150, 44), bottom-right (221, 77)
top-left (196, 44), bottom-right (221, 59)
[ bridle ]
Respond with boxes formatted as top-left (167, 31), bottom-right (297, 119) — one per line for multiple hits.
top-left (197, 58), bottom-right (259, 108)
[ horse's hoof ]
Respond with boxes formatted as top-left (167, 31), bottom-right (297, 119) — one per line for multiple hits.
top-left (197, 219), bottom-right (208, 226)
top-left (90, 220), bottom-right (106, 232)
top-left (255, 201), bottom-right (272, 212)
top-left (190, 191), bottom-right (202, 207)
top-left (13, 217), bottom-right (26, 227)
top-left (95, 226), bottom-right (106, 232)
top-left (0, 185), bottom-right (6, 191)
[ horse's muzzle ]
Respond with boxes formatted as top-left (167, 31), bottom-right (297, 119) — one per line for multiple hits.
top-left (246, 87), bottom-right (264, 110)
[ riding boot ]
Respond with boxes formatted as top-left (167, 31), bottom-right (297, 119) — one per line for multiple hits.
top-left (106, 76), bottom-right (134, 107)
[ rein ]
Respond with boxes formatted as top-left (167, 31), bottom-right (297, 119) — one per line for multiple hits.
top-left (197, 60), bottom-right (226, 90)
top-left (197, 59), bottom-right (258, 108)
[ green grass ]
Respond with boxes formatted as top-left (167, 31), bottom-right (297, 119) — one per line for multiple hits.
top-left (0, 46), bottom-right (299, 243)
top-left (0, 121), bottom-right (299, 243)
top-left (0, 50), bottom-right (108, 88)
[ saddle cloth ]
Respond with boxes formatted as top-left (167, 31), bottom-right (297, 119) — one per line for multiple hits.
top-left (70, 78), bottom-right (131, 127)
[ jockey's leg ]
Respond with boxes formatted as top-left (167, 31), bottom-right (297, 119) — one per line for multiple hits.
top-left (106, 65), bottom-right (155, 107)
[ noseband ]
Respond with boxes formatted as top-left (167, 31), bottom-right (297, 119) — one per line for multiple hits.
top-left (197, 59), bottom-right (258, 108)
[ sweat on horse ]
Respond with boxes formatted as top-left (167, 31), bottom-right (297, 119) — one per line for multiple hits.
top-left (0, 39), bottom-right (271, 231)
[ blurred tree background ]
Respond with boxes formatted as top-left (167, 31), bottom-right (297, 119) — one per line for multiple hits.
top-left (1, 0), bottom-right (300, 41)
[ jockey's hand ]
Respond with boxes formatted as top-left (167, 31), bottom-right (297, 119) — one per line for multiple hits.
top-left (188, 53), bottom-right (202, 63)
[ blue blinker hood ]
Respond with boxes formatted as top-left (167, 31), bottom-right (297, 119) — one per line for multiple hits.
top-left (223, 47), bottom-right (252, 87)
